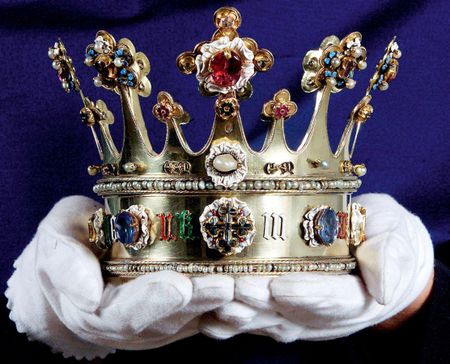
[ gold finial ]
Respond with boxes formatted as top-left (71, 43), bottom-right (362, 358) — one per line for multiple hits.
top-left (348, 37), bottom-right (402, 157)
top-left (152, 92), bottom-right (190, 125)
top-left (301, 32), bottom-right (367, 94)
top-left (84, 30), bottom-right (151, 97)
top-left (261, 89), bottom-right (298, 122)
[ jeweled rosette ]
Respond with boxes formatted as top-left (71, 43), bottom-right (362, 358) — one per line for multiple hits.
top-left (199, 197), bottom-right (256, 255)
top-left (195, 36), bottom-right (254, 94)
top-left (205, 141), bottom-right (247, 188)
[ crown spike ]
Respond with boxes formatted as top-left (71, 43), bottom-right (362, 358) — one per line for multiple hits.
top-left (297, 84), bottom-right (333, 156)
top-left (84, 31), bottom-right (155, 173)
top-left (153, 91), bottom-right (193, 156)
top-left (260, 89), bottom-right (297, 153)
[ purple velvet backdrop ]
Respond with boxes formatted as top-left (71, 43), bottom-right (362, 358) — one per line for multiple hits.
top-left (0, 0), bottom-right (449, 293)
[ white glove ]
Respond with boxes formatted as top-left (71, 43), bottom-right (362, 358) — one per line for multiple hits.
top-left (5, 196), bottom-right (234, 360)
top-left (199, 193), bottom-right (435, 342)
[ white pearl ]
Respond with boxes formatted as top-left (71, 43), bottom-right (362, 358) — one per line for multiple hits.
top-left (358, 60), bottom-right (367, 70)
top-left (352, 47), bottom-right (362, 59)
top-left (123, 162), bottom-right (137, 173)
top-left (263, 181), bottom-right (271, 190)
top-left (212, 154), bottom-right (238, 172)
top-left (84, 57), bottom-right (93, 66)
top-left (254, 181), bottom-right (262, 190)
top-left (48, 49), bottom-right (56, 59)
top-left (52, 60), bottom-right (60, 70)
top-left (346, 79), bottom-right (356, 89)
top-left (354, 164), bottom-right (367, 176)
top-left (331, 57), bottom-right (341, 68)
top-left (61, 80), bottom-right (69, 89)
top-left (114, 58), bottom-right (124, 67)
top-left (94, 42), bottom-right (104, 53)
top-left (320, 160), bottom-right (329, 169)
top-left (379, 81), bottom-right (389, 91)
top-left (93, 77), bottom-right (103, 87)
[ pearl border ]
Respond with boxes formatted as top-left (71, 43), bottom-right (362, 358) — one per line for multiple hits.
top-left (103, 257), bottom-right (357, 277)
top-left (93, 178), bottom-right (362, 196)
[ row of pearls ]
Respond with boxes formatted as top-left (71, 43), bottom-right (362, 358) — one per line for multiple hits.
top-left (105, 260), bottom-right (356, 275)
top-left (93, 178), bottom-right (362, 194)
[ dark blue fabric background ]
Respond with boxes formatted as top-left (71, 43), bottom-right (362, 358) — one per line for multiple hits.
top-left (0, 0), bottom-right (449, 296)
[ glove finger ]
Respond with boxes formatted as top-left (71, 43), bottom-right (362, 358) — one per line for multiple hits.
top-left (145, 274), bottom-right (235, 336)
top-left (54, 271), bottom-right (193, 344)
top-left (270, 273), bottom-right (374, 326)
top-left (213, 301), bottom-right (259, 327)
top-left (39, 195), bottom-right (102, 245)
top-left (356, 231), bottom-right (408, 305)
top-left (35, 233), bottom-right (104, 313)
top-left (235, 275), bottom-right (278, 311)
top-left (6, 238), bottom-right (115, 360)
top-left (353, 193), bottom-right (405, 238)
top-left (200, 309), bottom-right (285, 340)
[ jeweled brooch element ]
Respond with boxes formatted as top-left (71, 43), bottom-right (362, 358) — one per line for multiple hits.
top-left (88, 208), bottom-right (109, 249)
top-left (349, 202), bottom-right (366, 246)
top-left (84, 30), bottom-right (151, 96)
top-left (177, 6), bottom-right (273, 99)
top-left (301, 32), bottom-right (367, 93)
top-left (205, 140), bottom-right (247, 188)
top-left (303, 206), bottom-right (339, 247)
top-left (199, 197), bottom-right (256, 255)
top-left (114, 205), bottom-right (156, 250)
top-left (49, 39), bottom-right (81, 93)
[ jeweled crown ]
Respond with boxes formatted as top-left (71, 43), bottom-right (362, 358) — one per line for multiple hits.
top-left (48, 7), bottom-right (401, 279)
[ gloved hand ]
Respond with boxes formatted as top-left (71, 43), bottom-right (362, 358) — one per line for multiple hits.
top-left (5, 196), bottom-right (234, 360)
top-left (199, 193), bottom-right (435, 342)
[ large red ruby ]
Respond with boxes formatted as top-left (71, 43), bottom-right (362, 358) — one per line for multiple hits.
top-left (209, 51), bottom-right (242, 88)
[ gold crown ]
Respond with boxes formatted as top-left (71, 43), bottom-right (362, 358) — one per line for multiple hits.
top-left (48, 7), bottom-right (401, 279)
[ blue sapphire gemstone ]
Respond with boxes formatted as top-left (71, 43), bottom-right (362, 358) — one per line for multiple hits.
top-left (127, 80), bottom-right (135, 86)
top-left (120, 68), bottom-right (128, 76)
top-left (114, 211), bottom-right (139, 245)
top-left (382, 64), bottom-right (387, 71)
top-left (325, 70), bottom-right (332, 77)
top-left (88, 49), bottom-right (95, 56)
top-left (329, 51), bottom-right (336, 58)
top-left (128, 73), bottom-right (134, 80)
top-left (315, 207), bottom-right (338, 245)
top-left (324, 57), bottom-right (331, 65)
top-left (332, 71), bottom-right (337, 78)
top-left (116, 48), bottom-right (124, 57)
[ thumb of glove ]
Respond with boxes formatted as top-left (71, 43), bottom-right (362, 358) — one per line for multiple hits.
top-left (35, 196), bottom-right (104, 313)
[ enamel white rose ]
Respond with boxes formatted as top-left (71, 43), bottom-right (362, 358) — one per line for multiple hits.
top-left (195, 36), bottom-right (255, 93)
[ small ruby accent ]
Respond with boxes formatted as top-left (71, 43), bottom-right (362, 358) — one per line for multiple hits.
top-left (210, 51), bottom-right (242, 87)
top-left (274, 104), bottom-right (290, 119)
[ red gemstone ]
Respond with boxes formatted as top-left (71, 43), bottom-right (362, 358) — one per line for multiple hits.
top-left (339, 57), bottom-right (357, 78)
top-left (210, 51), bottom-right (242, 87)
top-left (274, 104), bottom-right (290, 119)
